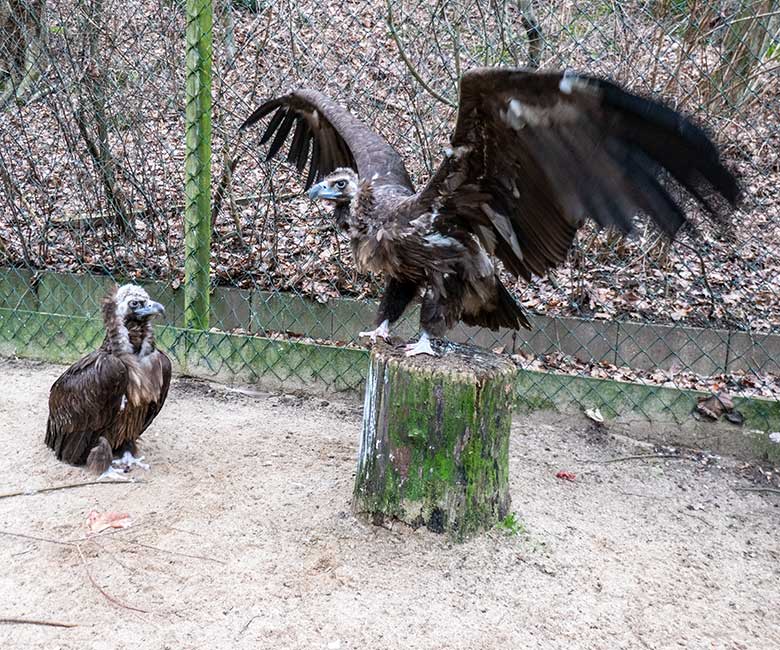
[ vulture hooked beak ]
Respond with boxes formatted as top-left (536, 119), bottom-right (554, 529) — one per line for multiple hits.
top-left (307, 181), bottom-right (342, 201)
top-left (133, 301), bottom-right (165, 319)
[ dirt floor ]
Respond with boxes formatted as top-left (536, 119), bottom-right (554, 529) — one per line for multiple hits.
top-left (1, 358), bottom-right (778, 650)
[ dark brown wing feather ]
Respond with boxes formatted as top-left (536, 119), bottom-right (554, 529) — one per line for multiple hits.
top-left (415, 67), bottom-right (740, 280)
top-left (45, 351), bottom-right (128, 465)
top-left (140, 351), bottom-right (171, 434)
top-left (240, 90), bottom-right (414, 190)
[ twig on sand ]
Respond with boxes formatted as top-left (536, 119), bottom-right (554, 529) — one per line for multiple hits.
top-left (114, 538), bottom-right (226, 565)
top-left (240, 614), bottom-right (262, 635)
top-left (0, 530), bottom-right (76, 546)
top-left (0, 479), bottom-right (143, 500)
top-left (578, 453), bottom-right (691, 464)
top-left (0, 618), bottom-right (78, 628)
top-left (76, 545), bottom-right (150, 614)
top-left (733, 486), bottom-right (780, 495)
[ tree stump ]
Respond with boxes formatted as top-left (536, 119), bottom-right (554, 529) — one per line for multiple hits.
top-left (353, 341), bottom-right (517, 540)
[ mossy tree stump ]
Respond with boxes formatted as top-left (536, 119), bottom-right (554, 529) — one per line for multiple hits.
top-left (353, 341), bottom-right (517, 540)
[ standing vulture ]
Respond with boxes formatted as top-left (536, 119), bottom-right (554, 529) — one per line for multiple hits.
top-left (241, 68), bottom-right (739, 356)
top-left (45, 284), bottom-right (171, 477)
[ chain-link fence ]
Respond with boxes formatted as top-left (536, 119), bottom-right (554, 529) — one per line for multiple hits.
top-left (1, 1), bottom-right (779, 424)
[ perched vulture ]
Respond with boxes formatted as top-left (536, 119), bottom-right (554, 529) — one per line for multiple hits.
top-left (45, 284), bottom-right (170, 477)
top-left (241, 67), bottom-right (739, 356)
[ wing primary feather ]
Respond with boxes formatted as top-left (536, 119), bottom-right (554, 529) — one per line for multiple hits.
top-left (305, 138), bottom-right (321, 188)
top-left (598, 81), bottom-right (739, 207)
top-left (613, 145), bottom-right (688, 238)
top-left (265, 110), bottom-right (297, 161)
top-left (296, 127), bottom-right (313, 173)
top-left (318, 128), bottom-right (336, 177)
top-left (259, 107), bottom-right (287, 145)
top-left (286, 117), bottom-right (306, 164)
top-left (239, 99), bottom-right (281, 131)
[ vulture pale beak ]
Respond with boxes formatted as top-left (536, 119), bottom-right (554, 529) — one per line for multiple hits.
top-left (134, 301), bottom-right (165, 319)
top-left (307, 181), bottom-right (341, 201)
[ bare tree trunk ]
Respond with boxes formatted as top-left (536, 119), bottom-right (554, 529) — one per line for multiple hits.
top-left (0, 0), bottom-right (48, 107)
top-left (710, 0), bottom-right (780, 109)
top-left (354, 342), bottom-right (516, 541)
top-left (74, 0), bottom-right (133, 233)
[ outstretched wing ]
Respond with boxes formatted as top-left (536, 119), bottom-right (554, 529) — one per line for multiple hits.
top-left (240, 90), bottom-right (414, 191)
top-left (45, 351), bottom-right (128, 465)
top-left (414, 67), bottom-right (740, 281)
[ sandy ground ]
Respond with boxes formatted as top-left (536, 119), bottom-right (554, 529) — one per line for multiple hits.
top-left (1, 358), bottom-right (778, 650)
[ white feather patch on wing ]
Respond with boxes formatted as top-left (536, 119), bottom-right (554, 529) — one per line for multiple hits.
top-left (559, 71), bottom-right (597, 96)
top-left (503, 97), bottom-right (580, 129)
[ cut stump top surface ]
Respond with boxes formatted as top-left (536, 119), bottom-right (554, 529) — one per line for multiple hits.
top-left (371, 340), bottom-right (517, 383)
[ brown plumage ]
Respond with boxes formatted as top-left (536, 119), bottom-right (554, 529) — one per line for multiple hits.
top-left (241, 67), bottom-right (740, 356)
top-left (45, 284), bottom-right (171, 474)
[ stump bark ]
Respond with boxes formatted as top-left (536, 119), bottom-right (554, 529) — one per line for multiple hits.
top-left (353, 341), bottom-right (517, 540)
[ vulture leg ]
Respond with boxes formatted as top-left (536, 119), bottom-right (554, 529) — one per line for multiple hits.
top-left (360, 279), bottom-right (419, 341)
top-left (86, 437), bottom-right (113, 475)
top-left (404, 331), bottom-right (437, 357)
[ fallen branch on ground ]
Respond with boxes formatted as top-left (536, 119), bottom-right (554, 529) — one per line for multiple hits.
top-left (76, 545), bottom-right (150, 614)
top-left (0, 618), bottom-right (78, 628)
top-left (0, 479), bottom-right (143, 500)
top-left (733, 486), bottom-right (780, 495)
top-left (577, 453), bottom-right (693, 464)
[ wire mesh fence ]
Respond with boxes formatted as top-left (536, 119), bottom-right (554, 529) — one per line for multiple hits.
top-left (1, 1), bottom-right (779, 422)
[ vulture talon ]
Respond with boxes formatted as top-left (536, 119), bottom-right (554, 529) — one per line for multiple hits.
top-left (113, 451), bottom-right (150, 471)
top-left (98, 466), bottom-right (130, 481)
top-left (404, 332), bottom-right (437, 357)
top-left (359, 320), bottom-right (390, 343)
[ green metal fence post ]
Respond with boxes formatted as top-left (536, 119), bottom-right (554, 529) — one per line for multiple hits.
top-left (184, 0), bottom-right (213, 332)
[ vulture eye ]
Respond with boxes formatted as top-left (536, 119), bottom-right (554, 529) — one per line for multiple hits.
top-left (128, 300), bottom-right (140, 309)
top-left (335, 179), bottom-right (347, 189)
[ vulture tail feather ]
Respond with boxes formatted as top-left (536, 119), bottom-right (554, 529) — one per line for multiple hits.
top-left (463, 281), bottom-right (531, 331)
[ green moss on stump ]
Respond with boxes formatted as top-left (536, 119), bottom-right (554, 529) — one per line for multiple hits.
top-left (353, 341), bottom-right (517, 541)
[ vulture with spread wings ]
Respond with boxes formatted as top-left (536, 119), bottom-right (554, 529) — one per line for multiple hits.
top-left (241, 68), bottom-right (739, 356)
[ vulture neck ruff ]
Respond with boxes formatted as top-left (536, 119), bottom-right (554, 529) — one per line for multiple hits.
top-left (103, 293), bottom-right (156, 359)
top-left (102, 288), bottom-right (162, 407)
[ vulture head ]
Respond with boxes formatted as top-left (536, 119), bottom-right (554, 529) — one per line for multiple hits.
top-left (307, 167), bottom-right (359, 206)
top-left (114, 284), bottom-right (165, 324)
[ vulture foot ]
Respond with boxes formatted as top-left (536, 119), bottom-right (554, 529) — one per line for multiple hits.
top-left (404, 332), bottom-right (437, 357)
top-left (359, 319), bottom-right (390, 343)
top-left (113, 451), bottom-right (150, 471)
top-left (98, 466), bottom-right (131, 481)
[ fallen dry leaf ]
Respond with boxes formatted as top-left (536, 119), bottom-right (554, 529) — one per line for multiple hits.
top-left (86, 510), bottom-right (132, 534)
